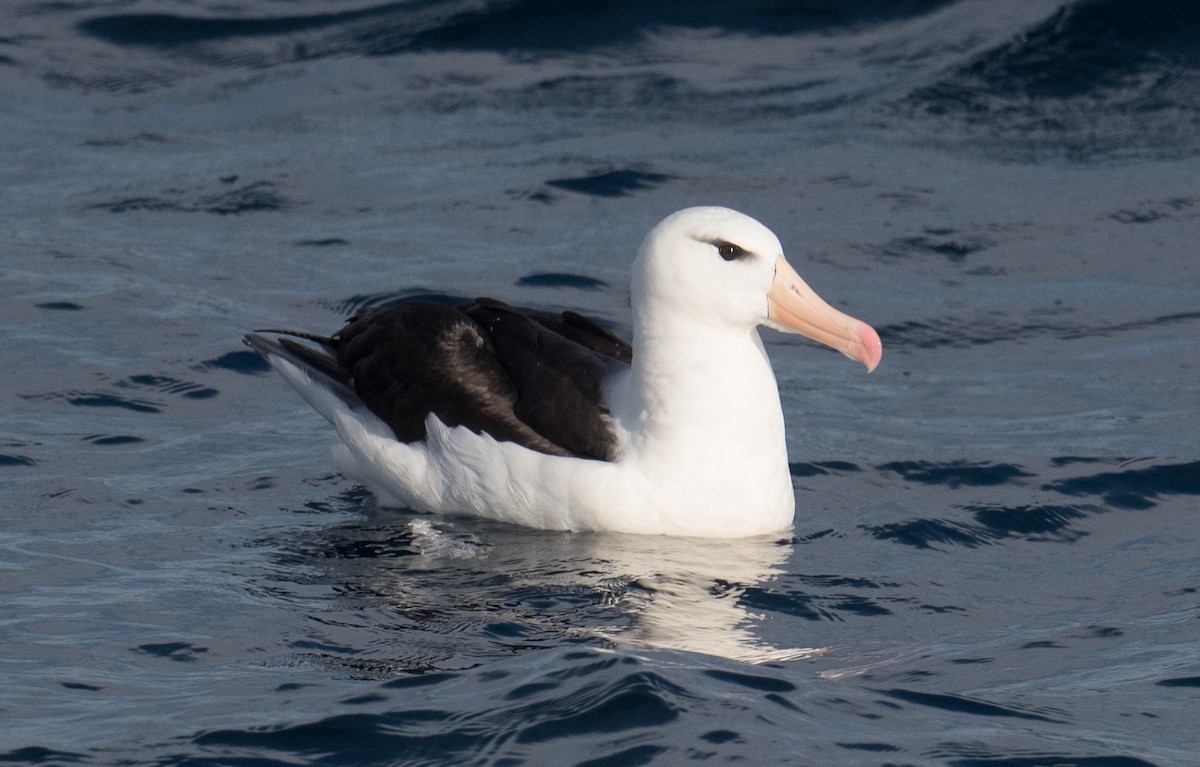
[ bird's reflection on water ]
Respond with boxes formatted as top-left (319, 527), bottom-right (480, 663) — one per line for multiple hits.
top-left (265, 492), bottom-right (821, 674)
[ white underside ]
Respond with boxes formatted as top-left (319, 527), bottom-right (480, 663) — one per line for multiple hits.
top-left (270, 352), bottom-right (796, 538)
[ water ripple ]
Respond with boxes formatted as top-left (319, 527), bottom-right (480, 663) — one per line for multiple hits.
top-left (905, 0), bottom-right (1200, 158)
top-left (877, 310), bottom-right (1200, 350)
top-left (877, 687), bottom-right (1065, 723)
top-left (1042, 460), bottom-right (1200, 509)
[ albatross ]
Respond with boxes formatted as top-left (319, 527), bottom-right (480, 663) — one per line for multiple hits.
top-left (245, 206), bottom-right (881, 538)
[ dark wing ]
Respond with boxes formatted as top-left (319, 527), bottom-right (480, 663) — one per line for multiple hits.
top-left (247, 298), bottom-right (629, 461)
top-left (522, 307), bottom-right (633, 364)
top-left (459, 298), bottom-right (629, 460)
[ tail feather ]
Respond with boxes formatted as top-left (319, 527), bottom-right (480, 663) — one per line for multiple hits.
top-left (252, 327), bottom-right (335, 347)
top-left (243, 332), bottom-right (358, 408)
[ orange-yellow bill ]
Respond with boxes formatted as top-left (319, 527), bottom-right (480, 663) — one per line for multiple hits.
top-left (767, 256), bottom-right (882, 372)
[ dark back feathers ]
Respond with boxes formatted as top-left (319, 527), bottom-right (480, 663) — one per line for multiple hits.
top-left (271, 298), bottom-right (633, 461)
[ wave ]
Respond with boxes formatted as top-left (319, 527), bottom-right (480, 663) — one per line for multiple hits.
top-left (77, 0), bottom-right (954, 56)
top-left (90, 178), bottom-right (292, 215)
top-left (78, 5), bottom-right (405, 48)
top-left (876, 309), bottom-right (1200, 350)
top-left (137, 648), bottom-right (802, 767)
top-left (906, 0), bottom-right (1200, 158)
top-left (396, 0), bottom-right (955, 54)
top-left (45, 0), bottom-right (958, 95)
top-left (851, 458), bottom-right (1196, 549)
top-left (1042, 460), bottom-right (1200, 510)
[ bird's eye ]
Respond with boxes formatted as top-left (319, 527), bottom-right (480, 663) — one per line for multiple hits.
top-left (715, 241), bottom-right (748, 262)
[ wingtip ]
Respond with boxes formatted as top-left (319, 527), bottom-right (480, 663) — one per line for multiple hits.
top-left (242, 332), bottom-right (274, 356)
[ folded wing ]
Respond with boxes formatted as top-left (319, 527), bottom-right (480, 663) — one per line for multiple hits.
top-left (245, 298), bottom-right (630, 461)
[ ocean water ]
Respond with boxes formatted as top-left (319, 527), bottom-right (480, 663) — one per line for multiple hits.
top-left (2, 1), bottom-right (1198, 764)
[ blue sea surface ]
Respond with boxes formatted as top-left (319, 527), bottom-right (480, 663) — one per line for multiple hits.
top-left (2, 1), bottom-right (1198, 765)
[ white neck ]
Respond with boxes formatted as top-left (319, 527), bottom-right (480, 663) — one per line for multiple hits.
top-left (607, 307), bottom-right (793, 512)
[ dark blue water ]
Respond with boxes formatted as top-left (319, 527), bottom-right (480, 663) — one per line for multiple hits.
top-left (2, 1), bottom-right (1198, 764)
